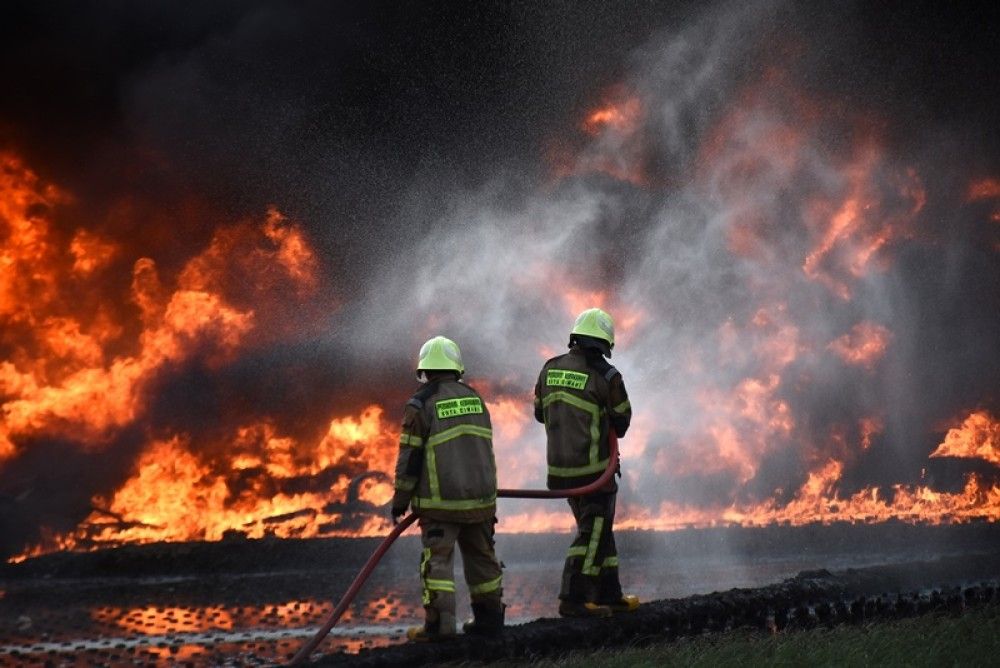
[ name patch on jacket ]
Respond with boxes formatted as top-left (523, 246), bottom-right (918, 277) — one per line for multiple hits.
top-left (435, 397), bottom-right (484, 419)
top-left (546, 369), bottom-right (588, 390)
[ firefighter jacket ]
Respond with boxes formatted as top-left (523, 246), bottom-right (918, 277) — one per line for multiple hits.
top-left (534, 347), bottom-right (632, 490)
top-left (392, 378), bottom-right (497, 523)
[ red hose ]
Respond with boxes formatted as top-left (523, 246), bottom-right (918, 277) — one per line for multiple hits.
top-left (288, 433), bottom-right (620, 665)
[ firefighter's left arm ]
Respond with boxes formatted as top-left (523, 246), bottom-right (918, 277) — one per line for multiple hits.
top-left (391, 404), bottom-right (427, 514)
top-left (608, 373), bottom-right (632, 437)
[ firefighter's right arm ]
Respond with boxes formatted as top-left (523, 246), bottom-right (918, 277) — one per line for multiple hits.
top-left (608, 374), bottom-right (632, 438)
top-left (391, 404), bottom-right (427, 515)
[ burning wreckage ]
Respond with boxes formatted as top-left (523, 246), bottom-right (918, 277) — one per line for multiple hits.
top-left (1, 1), bottom-right (1000, 665)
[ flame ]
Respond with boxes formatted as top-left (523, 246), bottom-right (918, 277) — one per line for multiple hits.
top-left (38, 406), bottom-right (400, 551)
top-left (3, 46), bottom-right (999, 562)
top-left (548, 90), bottom-right (648, 186)
top-left (632, 411), bottom-right (999, 530)
top-left (616, 464), bottom-right (999, 532)
top-left (967, 177), bottom-right (1000, 227)
top-left (498, 507), bottom-right (575, 534)
top-left (69, 229), bottom-right (117, 274)
top-left (559, 286), bottom-right (644, 347)
top-left (0, 153), bottom-right (317, 467)
top-left (967, 178), bottom-right (1000, 201)
top-left (698, 70), bottom-right (925, 299)
top-left (930, 410), bottom-right (1000, 467)
top-left (485, 390), bottom-right (541, 489)
top-left (828, 321), bottom-right (892, 370)
top-left (581, 98), bottom-right (642, 136)
top-left (2, 153), bottom-right (412, 559)
top-left (801, 155), bottom-right (925, 299)
top-left (859, 416), bottom-right (883, 450)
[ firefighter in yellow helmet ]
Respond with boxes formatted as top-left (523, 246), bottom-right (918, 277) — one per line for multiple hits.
top-left (534, 308), bottom-right (638, 617)
top-left (392, 336), bottom-right (504, 641)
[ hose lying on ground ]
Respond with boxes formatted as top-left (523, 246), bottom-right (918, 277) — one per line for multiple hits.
top-left (288, 433), bottom-right (620, 665)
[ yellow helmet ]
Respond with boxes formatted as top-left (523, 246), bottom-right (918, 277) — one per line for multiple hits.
top-left (570, 308), bottom-right (615, 351)
top-left (417, 336), bottom-right (465, 374)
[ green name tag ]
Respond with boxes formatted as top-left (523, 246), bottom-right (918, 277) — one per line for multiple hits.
top-left (436, 397), bottom-right (484, 419)
top-left (546, 369), bottom-right (588, 390)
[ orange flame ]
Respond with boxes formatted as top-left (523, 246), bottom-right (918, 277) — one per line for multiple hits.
top-left (828, 321), bottom-right (892, 370)
top-left (49, 406), bottom-right (399, 551)
top-left (581, 98), bottom-right (642, 137)
top-left (930, 410), bottom-right (1000, 467)
top-left (548, 90), bottom-right (648, 186)
top-left (559, 286), bottom-right (644, 347)
top-left (802, 156), bottom-right (925, 299)
top-left (967, 178), bottom-right (1000, 201)
top-left (967, 177), bottom-right (1000, 227)
top-left (0, 153), bottom-right (318, 467)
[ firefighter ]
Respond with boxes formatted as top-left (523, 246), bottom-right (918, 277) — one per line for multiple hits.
top-left (534, 308), bottom-right (639, 617)
top-left (391, 335), bottom-right (505, 641)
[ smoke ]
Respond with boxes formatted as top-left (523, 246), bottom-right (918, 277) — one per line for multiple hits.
top-left (1, 1), bottom-right (998, 556)
top-left (351, 1), bottom-right (1000, 518)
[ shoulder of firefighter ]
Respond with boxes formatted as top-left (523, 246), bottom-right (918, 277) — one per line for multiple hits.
top-left (392, 379), bottom-right (498, 521)
top-left (534, 350), bottom-right (632, 489)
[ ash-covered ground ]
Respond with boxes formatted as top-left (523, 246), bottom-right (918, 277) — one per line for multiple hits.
top-left (1, 523), bottom-right (999, 666)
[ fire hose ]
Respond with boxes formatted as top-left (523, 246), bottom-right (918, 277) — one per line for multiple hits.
top-left (288, 433), bottom-right (620, 665)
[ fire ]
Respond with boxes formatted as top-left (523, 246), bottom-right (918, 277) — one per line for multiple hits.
top-left (967, 177), bottom-right (1000, 227)
top-left (69, 229), bottom-right (117, 274)
top-left (44, 406), bottom-right (399, 551)
top-left (581, 98), bottom-right (642, 136)
top-left (859, 416), bottom-right (883, 450)
top-left (498, 507), bottom-right (575, 534)
top-left (930, 410), bottom-right (1000, 467)
top-left (827, 321), bottom-right (892, 370)
top-left (0, 153), bottom-right (315, 467)
top-left (548, 91), bottom-right (648, 186)
top-left (967, 178), bottom-right (1000, 201)
top-left (616, 462), bottom-right (999, 533)
top-left (559, 286), bottom-right (644, 347)
top-left (3, 30), bottom-right (999, 564)
top-left (2, 152), bottom-right (414, 559)
top-left (801, 152), bottom-right (925, 300)
top-left (698, 70), bottom-right (925, 299)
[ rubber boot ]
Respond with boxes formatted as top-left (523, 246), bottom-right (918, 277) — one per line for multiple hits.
top-left (462, 602), bottom-right (505, 636)
top-left (604, 594), bottom-right (640, 613)
top-left (407, 609), bottom-right (456, 642)
top-left (558, 600), bottom-right (612, 618)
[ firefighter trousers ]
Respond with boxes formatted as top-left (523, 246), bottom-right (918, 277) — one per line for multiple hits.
top-left (560, 491), bottom-right (623, 604)
top-left (418, 517), bottom-right (503, 635)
